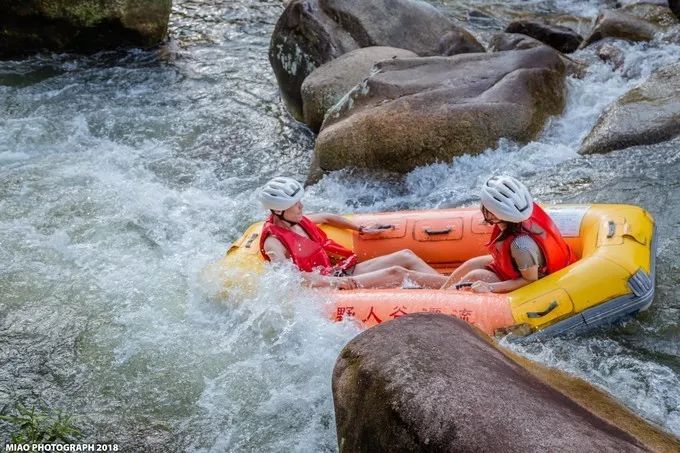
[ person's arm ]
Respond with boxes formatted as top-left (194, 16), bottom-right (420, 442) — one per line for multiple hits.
top-left (471, 238), bottom-right (541, 293)
top-left (263, 236), bottom-right (357, 289)
top-left (306, 213), bottom-right (360, 231)
top-left (440, 255), bottom-right (494, 289)
top-left (307, 212), bottom-right (393, 235)
top-left (471, 271), bottom-right (535, 293)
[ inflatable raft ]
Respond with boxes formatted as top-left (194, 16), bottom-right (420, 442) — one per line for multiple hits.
top-left (214, 204), bottom-right (655, 340)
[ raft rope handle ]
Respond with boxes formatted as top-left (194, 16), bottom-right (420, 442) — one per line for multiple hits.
top-left (606, 221), bottom-right (616, 238)
top-left (526, 301), bottom-right (558, 319)
top-left (424, 227), bottom-right (453, 235)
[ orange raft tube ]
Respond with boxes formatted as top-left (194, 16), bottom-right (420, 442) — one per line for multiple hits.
top-left (216, 204), bottom-right (656, 339)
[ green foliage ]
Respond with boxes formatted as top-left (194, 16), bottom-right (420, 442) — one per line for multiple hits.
top-left (0, 404), bottom-right (82, 444)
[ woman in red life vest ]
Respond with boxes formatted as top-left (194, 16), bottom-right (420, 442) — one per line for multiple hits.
top-left (258, 177), bottom-right (445, 290)
top-left (441, 175), bottom-right (575, 293)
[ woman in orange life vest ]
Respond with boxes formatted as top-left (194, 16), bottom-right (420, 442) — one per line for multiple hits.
top-left (258, 177), bottom-right (445, 290)
top-left (441, 175), bottom-right (576, 293)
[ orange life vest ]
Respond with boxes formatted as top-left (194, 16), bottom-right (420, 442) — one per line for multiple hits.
top-left (259, 215), bottom-right (357, 275)
top-left (487, 203), bottom-right (576, 281)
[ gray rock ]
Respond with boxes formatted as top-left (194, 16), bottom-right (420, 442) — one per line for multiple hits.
top-left (488, 32), bottom-right (545, 51)
top-left (314, 46), bottom-right (566, 173)
top-left (621, 2), bottom-right (679, 27)
top-left (0, 0), bottom-right (172, 59)
top-left (488, 32), bottom-right (586, 78)
top-left (581, 9), bottom-right (661, 47)
top-left (436, 29), bottom-right (485, 56)
top-left (301, 47), bottom-right (417, 132)
top-left (593, 39), bottom-right (626, 69)
top-left (505, 20), bottom-right (583, 53)
top-left (580, 63), bottom-right (680, 154)
top-left (333, 313), bottom-right (662, 452)
top-left (268, 0), bottom-right (480, 121)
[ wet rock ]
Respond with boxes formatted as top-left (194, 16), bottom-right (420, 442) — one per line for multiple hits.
top-left (621, 2), bottom-right (679, 27)
top-left (333, 313), bottom-right (669, 452)
top-left (313, 46), bottom-right (566, 174)
top-left (0, 0), bottom-right (172, 59)
top-left (581, 9), bottom-right (661, 47)
top-left (301, 46), bottom-right (417, 132)
top-left (505, 20), bottom-right (583, 53)
top-left (593, 40), bottom-right (626, 69)
top-left (488, 32), bottom-right (545, 51)
top-left (436, 29), bottom-right (485, 56)
top-left (550, 13), bottom-right (595, 38)
top-left (580, 63), bottom-right (680, 154)
top-left (269, 0), bottom-right (479, 121)
top-left (488, 32), bottom-right (586, 78)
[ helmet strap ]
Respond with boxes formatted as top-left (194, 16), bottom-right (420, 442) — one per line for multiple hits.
top-left (271, 209), bottom-right (299, 227)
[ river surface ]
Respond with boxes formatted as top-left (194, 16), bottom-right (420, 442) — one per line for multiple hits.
top-left (1, 0), bottom-right (679, 450)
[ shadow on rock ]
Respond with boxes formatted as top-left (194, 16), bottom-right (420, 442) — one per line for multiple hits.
top-left (333, 313), bottom-right (680, 452)
top-left (313, 46), bottom-right (566, 174)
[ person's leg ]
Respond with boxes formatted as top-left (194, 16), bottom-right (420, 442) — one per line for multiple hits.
top-left (459, 268), bottom-right (501, 284)
top-left (350, 266), bottom-right (448, 289)
top-left (353, 249), bottom-right (439, 275)
top-left (441, 255), bottom-right (493, 288)
top-left (351, 266), bottom-right (410, 288)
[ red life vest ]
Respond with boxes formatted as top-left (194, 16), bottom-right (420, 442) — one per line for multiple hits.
top-left (259, 215), bottom-right (358, 275)
top-left (487, 203), bottom-right (576, 281)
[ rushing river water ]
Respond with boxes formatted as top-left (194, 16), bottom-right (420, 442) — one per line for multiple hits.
top-left (1, 0), bottom-right (679, 450)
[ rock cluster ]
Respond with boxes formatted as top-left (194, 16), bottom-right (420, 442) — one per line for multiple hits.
top-left (269, 0), bottom-right (480, 121)
top-left (268, 0), bottom-right (680, 175)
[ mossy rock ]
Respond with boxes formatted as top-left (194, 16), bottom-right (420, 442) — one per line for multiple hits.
top-left (0, 0), bottom-right (172, 58)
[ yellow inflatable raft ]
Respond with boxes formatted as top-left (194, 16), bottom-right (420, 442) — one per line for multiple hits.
top-left (213, 204), bottom-right (655, 339)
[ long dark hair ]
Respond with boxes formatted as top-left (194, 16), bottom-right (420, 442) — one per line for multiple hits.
top-left (482, 205), bottom-right (526, 243)
top-left (495, 221), bottom-right (526, 243)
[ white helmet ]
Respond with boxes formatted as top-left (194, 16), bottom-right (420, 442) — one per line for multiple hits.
top-left (258, 177), bottom-right (304, 211)
top-left (480, 175), bottom-right (533, 223)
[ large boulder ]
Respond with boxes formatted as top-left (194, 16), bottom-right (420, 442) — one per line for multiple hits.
top-left (0, 0), bottom-right (171, 59)
top-left (580, 62), bottom-right (680, 154)
top-left (580, 6), bottom-right (676, 48)
top-left (505, 20), bottom-right (583, 53)
top-left (333, 313), bottom-right (680, 452)
top-left (314, 46), bottom-right (566, 173)
top-left (488, 32), bottom-right (586, 78)
top-left (301, 46), bottom-right (417, 132)
top-left (269, 0), bottom-right (481, 121)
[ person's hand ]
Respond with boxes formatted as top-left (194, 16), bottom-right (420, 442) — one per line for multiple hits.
top-left (471, 281), bottom-right (494, 293)
top-left (330, 277), bottom-right (359, 290)
top-left (359, 224), bottom-right (394, 235)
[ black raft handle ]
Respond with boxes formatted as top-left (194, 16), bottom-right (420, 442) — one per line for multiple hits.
top-left (526, 301), bottom-right (558, 319)
top-left (424, 227), bottom-right (452, 235)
